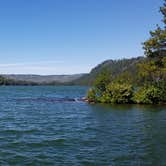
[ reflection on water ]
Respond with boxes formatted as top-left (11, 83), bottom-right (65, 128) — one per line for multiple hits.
top-left (90, 103), bottom-right (166, 112)
top-left (89, 103), bottom-right (166, 165)
top-left (0, 86), bottom-right (165, 165)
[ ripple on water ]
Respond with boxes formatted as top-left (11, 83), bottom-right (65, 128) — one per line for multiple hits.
top-left (0, 86), bottom-right (165, 165)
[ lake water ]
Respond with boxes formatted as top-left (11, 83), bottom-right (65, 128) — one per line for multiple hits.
top-left (0, 86), bottom-right (166, 165)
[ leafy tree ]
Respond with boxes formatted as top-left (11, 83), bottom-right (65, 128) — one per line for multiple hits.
top-left (93, 68), bottom-right (112, 93)
top-left (143, 1), bottom-right (166, 57)
top-left (137, 60), bottom-right (161, 84)
top-left (136, 56), bottom-right (166, 85)
top-left (158, 80), bottom-right (166, 102)
top-left (87, 88), bottom-right (98, 103)
top-left (86, 1), bottom-right (166, 105)
top-left (133, 85), bottom-right (163, 104)
top-left (99, 83), bottom-right (133, 104)
top-left (113, 71), bottom-right (134, 84)
top-left (160, 0), bottom-right (166, 24)
top-left (86, 68), bottom-right (112, 102)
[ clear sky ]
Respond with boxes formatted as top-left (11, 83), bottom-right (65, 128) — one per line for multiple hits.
top-left (0, 0), bottom-right (163, 75)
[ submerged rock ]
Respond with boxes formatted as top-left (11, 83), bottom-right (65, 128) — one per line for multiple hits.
top-left (15, 97), bottom-right (87, 103)
top-left (77, 97), bottom-right (89, 102)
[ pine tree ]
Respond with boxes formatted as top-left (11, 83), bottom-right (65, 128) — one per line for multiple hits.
top-left (143, 0), bottom-right (166, 57)
top-left (160, 0), bottom-right (166, 25)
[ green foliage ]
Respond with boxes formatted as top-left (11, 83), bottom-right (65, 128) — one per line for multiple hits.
top-left (133, 85), bottom-right (163, 104)
top-left (143, 27), bottom-right (166, 57)
top-left (86, 56), bottom-right (166, 104)
top-left (101, 83), bottom-right (133, 104)
top-left (98, 91), bottom-right (112, 103)
top-left (87, 82), bottom-right (134, 104)
top-left (162, 56), bottom-right (166, 68)
top-left (73, 57), bottom-right (143, 85)
top-left (87, 68), bottom-right (112, 102)
top-left (137, 60), bottom-right (160, 84)
top-left (94, 68), bottom-right (112, 93)
top-left (136, 57), bottom-right (166, 85)
top-left (87, 56), bottom-right (166, 104)
top-left (160, 0), bottom-right (166, 24)
top-left (87, 88), bottom-right (98, 102)
top-left (86, 1), bottom-right (166, 105)
top-left (113, 71), bottom-right (134, 84)
top-left (0, 75), bottom-right (41, 86)
top-left (143, 1), bottom-right (166, 57)
top-left (157, 80), bottom-right (166, 102)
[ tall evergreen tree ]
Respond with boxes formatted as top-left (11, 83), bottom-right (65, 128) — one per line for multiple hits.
top-left (160, 0), bottom-right (166, 25)
top-left (143, 0), bottom-right (166, 57)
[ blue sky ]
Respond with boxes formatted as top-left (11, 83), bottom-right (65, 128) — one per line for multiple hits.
top-left (0, 0), bottom-right (163, 74)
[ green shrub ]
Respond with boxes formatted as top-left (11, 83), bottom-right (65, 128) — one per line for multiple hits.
top-left (99, 83), bottom-right (133, 104)
top-left (98, 91), bottom-right (112, 103)
top-left (94, 68), bottom-right (112, 92)
top-left (87, 88), bottom-right (98, 102)
top-left (133, 85), bottom-right (163, 104)
top-left (157, 80), bottom-right (166, 102)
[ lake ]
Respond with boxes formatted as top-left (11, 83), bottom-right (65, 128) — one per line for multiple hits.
top-left (0, 86), bottom-right (166, 165)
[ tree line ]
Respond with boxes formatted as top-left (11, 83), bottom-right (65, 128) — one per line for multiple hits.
top-left (87, 0), bottom-right (166, 104)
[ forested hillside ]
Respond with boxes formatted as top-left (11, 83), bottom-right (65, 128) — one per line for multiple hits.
top-left (73, 57), bottom-right (143, 85)
top-left (3, 74), bottom-right (84, 84)
top-left (86, 0), bottom-right (166, 104)
top-left (0, 57), bottom-right (144, 86)
top-left (0, 76), bottom-right (38, 85)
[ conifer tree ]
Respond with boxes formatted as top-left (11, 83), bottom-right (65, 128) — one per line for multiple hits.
top-left (143, 0), bottom-right (166, 57)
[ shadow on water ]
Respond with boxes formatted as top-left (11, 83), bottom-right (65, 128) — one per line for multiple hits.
top-left (86, 103), bottom-right (166, 165)
top-left (89, 103), bottom-right (166, 112)
top-left (133, 104), bottom-right (166, 112)
top-left (0, 86), bottom-right (166, 165)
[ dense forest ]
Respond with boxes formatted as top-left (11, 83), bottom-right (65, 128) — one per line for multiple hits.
top-left (0, 58), bottom-right (144, 86)
top-left (0, 76), bottom-right (72, 86)
top-left (87, 0), bottom-right (166, 104)
top-left (0, 76), bottom-right (37, 86)
top-left (72, 57), bottom-right (144, 85)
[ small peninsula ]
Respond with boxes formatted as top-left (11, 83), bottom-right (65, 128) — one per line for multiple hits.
top-left (87, 1), bottom-right (166, 104)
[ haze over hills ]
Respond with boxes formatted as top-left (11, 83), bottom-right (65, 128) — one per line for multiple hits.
top-left (2, 74), bottom-right (85, 84)
top-left (1, 57), bottom-right (144, 85)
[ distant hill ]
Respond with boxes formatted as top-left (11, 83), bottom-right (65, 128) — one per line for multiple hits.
top-left (72, 57), bottom-right (144, 85)
top-left (2, 74), bottom-right (85, 84)
top-left (1, 57), bottom-right (144, 86)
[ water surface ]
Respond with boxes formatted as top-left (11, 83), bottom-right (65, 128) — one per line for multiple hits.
top-left (0, 86), bottom-right (166, 165)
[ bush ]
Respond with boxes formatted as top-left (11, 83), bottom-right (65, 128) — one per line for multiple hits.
top-left (98, 91), bottom-right (112, 103)
top-left (157, 80), bottom-right (166, 102)
top-left (99, 83), bottom-right (133, 104)
top-left (133, 85), bottom-right (163, 104)
top-left (87, 88), bottom-right (98, 102)
top-left (94, 68), bottom-right (112, 92)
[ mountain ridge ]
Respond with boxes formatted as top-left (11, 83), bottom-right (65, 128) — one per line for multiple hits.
top-left (1, 57), bottom-right (144, 85)
top-left (72, 57), bottom-right (144, 85)
top-left (2, 74), bottom-right (85, 83)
